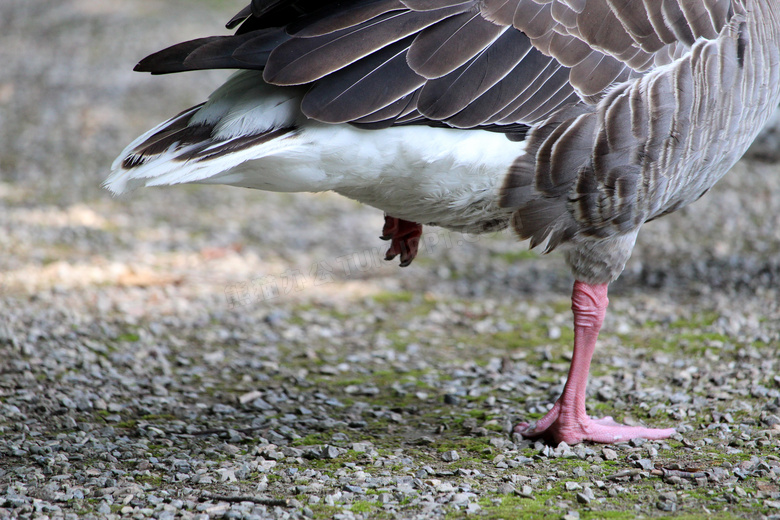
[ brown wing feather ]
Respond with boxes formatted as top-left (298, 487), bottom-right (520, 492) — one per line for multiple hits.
top-left (406, 11), bottom-right (506, 78)
top-left (300, 36), bottom-right (424, 122)
top-left (264, 7), bottom-right (467, 85)
top-left (288, 0), bottom-right (406, 37)
top-left (138, 0), bottom-right (734, 131)
top-left (416, 28), bottom-right (532, 120)
top-left (497, 0), bottom-right (737, 251)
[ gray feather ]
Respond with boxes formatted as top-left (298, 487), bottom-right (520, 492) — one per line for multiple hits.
top-left (407, 11), bottom-right (505, 79)
top-left (300, 37), bottom-right (424, 122)
top-left (289, 0), bottom-right (406, 37)
top-left (264, 7), bottom-right (466, 85)
top-left (416, 28), bottom-right (531, 119)
top-left (401, 0), bottom-right (475, 11)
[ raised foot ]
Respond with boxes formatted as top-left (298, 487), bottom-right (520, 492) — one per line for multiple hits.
top-left (381, 215), bottom-right (423, 267)
top-left (515, 411), bottom-right (676, 445)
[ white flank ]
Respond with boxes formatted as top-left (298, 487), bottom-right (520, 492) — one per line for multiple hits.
top-left (107, 71), bottom-right (527, 232)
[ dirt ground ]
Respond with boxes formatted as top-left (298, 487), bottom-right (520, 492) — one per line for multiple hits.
top-left (1, 1), bottom-right (780, 519)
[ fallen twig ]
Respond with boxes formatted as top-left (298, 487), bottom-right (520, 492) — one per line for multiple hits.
top-left (651, 468), bottom-right (708, 479)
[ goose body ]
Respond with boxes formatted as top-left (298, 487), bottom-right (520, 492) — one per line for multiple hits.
top-left (110, 80), bottom-right (523, 233)
top-left (108, 0), bottom-right (780, 444)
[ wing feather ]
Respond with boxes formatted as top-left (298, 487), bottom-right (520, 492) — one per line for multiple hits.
top-left (300, 37), bottom-right (424, 122)
top-left (351, 92), bottom-right (420, 126)
top-left (497, 65), bottom-right (574, 123)
top-left (407, 10), bottom-right (506, 78)
top-left (136, 0), bottom-right (735, 130)
top-left (444, 50), bottom-right (560, 127)
top-left (289, 0), bottom-right (406, 37)
top-left (264, 6), bottom-right (467, 85)
top-left (416, 27), bottom-right (531, 119)
top-left (401, 0), bottom-right (475, 10)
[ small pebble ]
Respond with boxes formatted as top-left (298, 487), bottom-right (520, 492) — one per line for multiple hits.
top-left (602, 448), bottom-right (619, 461)
top-left (442, 451), bottom-right (460, 462)
top-left (517, 486), bottom-right (534, 499)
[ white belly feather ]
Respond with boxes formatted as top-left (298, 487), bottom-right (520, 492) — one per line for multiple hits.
top-left (107, 71), bottom-right (525, 232)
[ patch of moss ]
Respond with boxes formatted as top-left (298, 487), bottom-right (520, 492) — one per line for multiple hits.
top-left (307, 504), bottom-right (344, 520)
top-left (351, 500), bottom-right (380, 513)
top-left (436, 437), bottom-right (495, 458)
top-left (676, 332), bottom-right (730, 348)
top-left (291, 432), bottom-right (331, 447)
top-left (491, 250), bottom-right (539, 263)
top-left (373, 290), bottom-right (415, 304)
top-left (140, 413), bottom-right (177, 422)
top-left (474, 490), bottom-right (564, 520)
top-left (487, 322), bottom-right (574, 356)
top-left (668, 311), bottom-right (720, 330)
top-left (134, 474), bottom-right (164, 486)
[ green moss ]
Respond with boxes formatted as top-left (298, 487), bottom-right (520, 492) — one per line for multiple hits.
top-left (474, 492), bottom-right (559, 520)
top-left (145, 443), bottom-right (168, 457)
top-left (436, 437), bottom-right (494, 457)
top-left (620, 332), bottom-right (669, 352)
top-left (134, 474), bottom-right (164, 486)
top-left (291, 433), bottom-right (331, 446)
top-left (488, 330), bottom-right (539, 351)
top-left (654, 515), bottom-right (747, 520)
top-left (336, 368), bottom-right (433, 389)
top-left (589, 402), bottom-right (613, 413)
top-left (373, 290), bottom-right (415, 304)
top-left (287, 315), bottom-right (308, 327)
top-left (487, 322), bottom-right (574, 354)
top-left (371, 291), bottom-right (439, 321)
top-left (351, 500), bottom-right (380, 513)
top-left (472, 488), bottom-right (648, 520)
top-left (676, 332), bottom-right (730, 345)
top-left (140, 413), bottom-right (177, 422)
top-left (491, 250), bottom-right (539, 263)
top-left (308, 504), bottom-right (344, 520)
top-left (668, 311), bottom-right (720, 329)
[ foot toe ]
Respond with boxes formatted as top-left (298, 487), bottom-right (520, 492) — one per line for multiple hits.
top-left (516, 414), bottom-right (675, 445)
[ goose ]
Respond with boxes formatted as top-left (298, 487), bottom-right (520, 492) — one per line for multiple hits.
top-left (106, 0), bottom-right (780, 445)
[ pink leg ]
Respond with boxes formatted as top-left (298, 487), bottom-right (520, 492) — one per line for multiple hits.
top-left (381, 215), bottom-right (423, 267)
top-left (515, 281), bottom-right (676, 445)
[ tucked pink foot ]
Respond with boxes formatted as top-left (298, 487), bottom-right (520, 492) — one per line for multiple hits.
top-left (381, 215), bottom-right (423, 267)
top-left (516, 281), bottom-right (675, 445)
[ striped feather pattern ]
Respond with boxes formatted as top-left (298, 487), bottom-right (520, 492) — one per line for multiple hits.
top-left (120, 0), bottom-right (780, 283)
top-left (137, 0), bottom-right (736, 129)
top-left (503, 1), bottom-right (780, 273)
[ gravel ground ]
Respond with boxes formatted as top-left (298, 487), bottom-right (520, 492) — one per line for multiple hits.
top-left (2, 1), bottom-right (780, 519)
